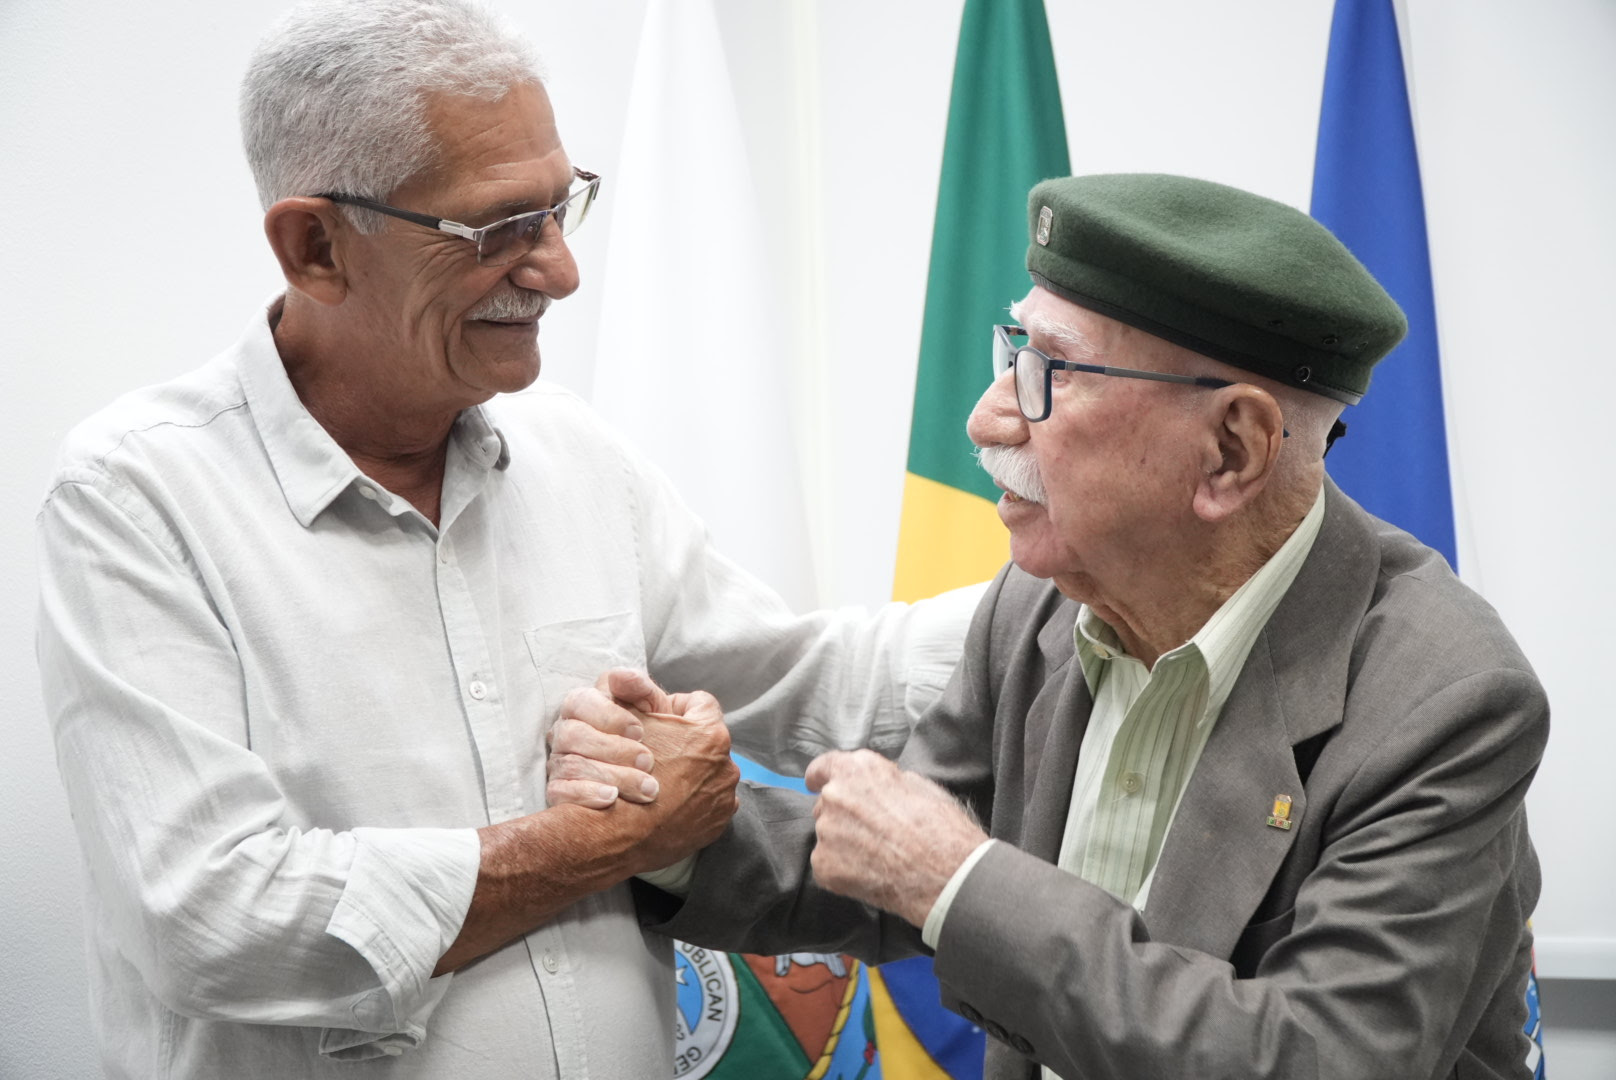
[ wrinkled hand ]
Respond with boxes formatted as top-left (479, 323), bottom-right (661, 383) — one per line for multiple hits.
top-left (548, 670), bottom-right (667, 809)
top-left (551, 668), bottom-right (740, 875)
top-left (806, 750), bottom-right (988, 928)
top-left (436, 671), bottom-right (737, 976)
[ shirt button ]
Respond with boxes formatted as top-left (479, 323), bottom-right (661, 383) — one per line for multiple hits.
top-left (542, 950), bottom-right (559, 974)
top-left (358, 485), bottom-right (379, 501)
top-left (1120, 772), bottom-right (1143, 795)
top-left (468, 680), bottom-right (488, 700)
top-left (438, 545), bottom-right (452, 565)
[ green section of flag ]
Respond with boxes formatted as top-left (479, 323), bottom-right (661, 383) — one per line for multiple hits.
top-left (707, 958), bottom-right (811, 1080)
top-left (907, 0), bottom-right (1071, 499)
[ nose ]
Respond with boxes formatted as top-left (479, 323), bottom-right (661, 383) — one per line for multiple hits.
top-left (508, 222), bottom-right (580, 300)
top-left (966, 369), bottom-right (1028, 449)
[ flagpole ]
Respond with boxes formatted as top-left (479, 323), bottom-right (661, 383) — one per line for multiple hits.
top-left (789, 0), bottom-right (835, 609)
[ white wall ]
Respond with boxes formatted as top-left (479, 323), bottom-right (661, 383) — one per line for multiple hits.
top-left (3, 1), bottom-right (1612, 1077)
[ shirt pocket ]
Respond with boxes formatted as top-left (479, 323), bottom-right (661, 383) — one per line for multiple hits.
top-left (522, 610), bottom-right (649, 724)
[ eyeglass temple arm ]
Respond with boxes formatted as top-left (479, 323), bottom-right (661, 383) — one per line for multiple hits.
top-left (319, 194), bottom-right (451, 232)
top-left (1062, 361), bottom-right (1232, 390)
top-left (327, 172), bottom-right (596, 229)
top-left (1062, 360), bottom-right (1295, 438)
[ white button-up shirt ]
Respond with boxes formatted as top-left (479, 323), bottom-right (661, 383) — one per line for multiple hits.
top-left (36, 302), bottom-right (973, 1079)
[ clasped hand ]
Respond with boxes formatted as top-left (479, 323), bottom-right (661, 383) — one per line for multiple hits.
top-left (548, 669), bottom-right (740, 874)
top-left (549, 671), bottom-right (987, 927)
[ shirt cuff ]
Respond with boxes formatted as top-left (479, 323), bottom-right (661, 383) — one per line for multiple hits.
top-left (320, 826), bottom-right (480, 1058)
top-left (636, 855), bottom-right (696, 897)
top-left (317, 975), bottom-right (453, 1060)
top-left (921, 839), bottom-right (997, 949)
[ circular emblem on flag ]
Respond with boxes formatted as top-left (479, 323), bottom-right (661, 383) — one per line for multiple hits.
top-left (674, 942), bottom-right (739, 1079)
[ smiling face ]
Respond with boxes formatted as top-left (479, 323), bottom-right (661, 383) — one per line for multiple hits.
top-left (966, 287), bottom-right (1210, 604)
top-left (339, 80), bottom-right (580, 411)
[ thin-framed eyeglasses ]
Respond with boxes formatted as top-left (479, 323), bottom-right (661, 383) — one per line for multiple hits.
top-left (318, 166), bottom-right (601, 267)
top-left (992, 323), bottom-right (1234, 423)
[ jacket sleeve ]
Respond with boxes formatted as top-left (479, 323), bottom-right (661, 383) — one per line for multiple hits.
top-left (931, 665), bottom-right (1547, 1080)
top-left (638, 567), bottom-right (1016, 958)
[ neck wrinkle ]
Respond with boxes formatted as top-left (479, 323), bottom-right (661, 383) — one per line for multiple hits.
top-left (274, 293), bottom-right (461, 470)
top-left (1088, 494), bottom-right (1316, 670)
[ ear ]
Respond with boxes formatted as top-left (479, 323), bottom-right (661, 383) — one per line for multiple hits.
top-left (1192, 387), bottom-right (1285, 523)
top-left (263, 197), bottom-right (350, 307)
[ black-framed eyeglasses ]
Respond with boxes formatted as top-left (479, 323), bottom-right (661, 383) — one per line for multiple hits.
top-left (993, 324), bottom-right (1233, 422)
top-left (318, 166), bottom-right (601, 267)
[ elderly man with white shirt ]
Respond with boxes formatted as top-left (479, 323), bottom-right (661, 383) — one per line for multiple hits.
top-left (571, 173), bottom-right (1549, 1080)
top-left (34, 2), bottom-right (974, 1076)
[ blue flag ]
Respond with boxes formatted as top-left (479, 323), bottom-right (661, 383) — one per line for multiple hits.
top-left (1312, 6), bottom-right (1544, 1076)
top-left (1310, 0), bottom-right (1456, 566)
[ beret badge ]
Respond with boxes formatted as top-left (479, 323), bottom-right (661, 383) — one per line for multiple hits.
top-left (1036, 205), bottom-right (1053, 246)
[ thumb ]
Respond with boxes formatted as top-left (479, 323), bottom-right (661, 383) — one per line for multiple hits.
top-left (805, 750), bottom-right (846, 794)
top-left (603, 668), bottom-right (672, 713)
top-left (668, 690), bottom-right (724, 723)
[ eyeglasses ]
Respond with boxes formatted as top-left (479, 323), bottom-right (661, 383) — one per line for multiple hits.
top-left (319, 166), bottom-right (601, 267)
top-left (992, 324), bottom-right (1234, 423)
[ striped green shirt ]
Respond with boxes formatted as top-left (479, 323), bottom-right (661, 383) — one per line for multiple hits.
top-left (922, 489), bottom-right (1326, 961)
top-left (1061, 488), bottom-right (1326, 908)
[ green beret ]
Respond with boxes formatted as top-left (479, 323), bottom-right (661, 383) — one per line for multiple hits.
top-left (1025, 173), bottom-right (1406, 404)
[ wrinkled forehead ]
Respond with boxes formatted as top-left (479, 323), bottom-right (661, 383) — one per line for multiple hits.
top-left (1010, 287), bottom-right (1141, 361)
top-left (404, 80), bottom-right (572, 210)
top-left (420, 79), bottom-right (560, 162)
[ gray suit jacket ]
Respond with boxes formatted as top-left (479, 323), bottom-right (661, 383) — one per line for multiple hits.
top-left (642, 482), bottom-right (1547, 1080)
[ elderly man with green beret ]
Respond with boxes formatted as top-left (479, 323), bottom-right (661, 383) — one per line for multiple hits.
top-left (565, 173), bottom-right (1546, 1080)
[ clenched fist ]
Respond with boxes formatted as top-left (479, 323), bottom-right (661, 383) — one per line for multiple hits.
top-left (806, 749), bottom-right (987, 928)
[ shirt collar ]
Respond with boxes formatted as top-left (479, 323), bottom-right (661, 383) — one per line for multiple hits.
top-left (450, 402), bottom-right (511, 473)
top-left (235, 297), bottom-right (512, 528)
top-left (1074, 487), bottom-right (1328, 705)
top-left (1196, 487), bottom-right (1326, 716)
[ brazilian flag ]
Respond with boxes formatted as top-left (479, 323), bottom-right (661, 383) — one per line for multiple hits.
top-left (892, 0), bottom-right (1071, 604)
top-left (879, 1), bottom-right (1069, 1077)
top-left (674, 3), bottom-right (1071, 1077)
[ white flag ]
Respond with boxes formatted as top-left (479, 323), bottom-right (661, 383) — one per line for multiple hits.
top-left (592, 0), bottom-right (815, 610)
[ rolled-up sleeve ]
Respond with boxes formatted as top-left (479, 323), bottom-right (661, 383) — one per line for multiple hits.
top-left (37, 473), bottom-right (480, 1055)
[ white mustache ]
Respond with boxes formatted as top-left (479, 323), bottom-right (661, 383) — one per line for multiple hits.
top-left (976, 445), bottom-right (1047, 505)
top-left (467, 289), bottom-right (549, 321)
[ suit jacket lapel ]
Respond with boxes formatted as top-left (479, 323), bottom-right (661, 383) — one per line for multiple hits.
top-left (1019, 612), bottom-right (1089, 864)
top-left (1137, 479), bottom-right (1381, 957)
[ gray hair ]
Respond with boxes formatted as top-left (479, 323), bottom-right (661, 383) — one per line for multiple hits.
top-left (240, 0), bottom-right (544, 231)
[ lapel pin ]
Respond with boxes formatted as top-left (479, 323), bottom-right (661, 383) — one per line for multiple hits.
top-left (1266, 794), bottom-right (1294, 831)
